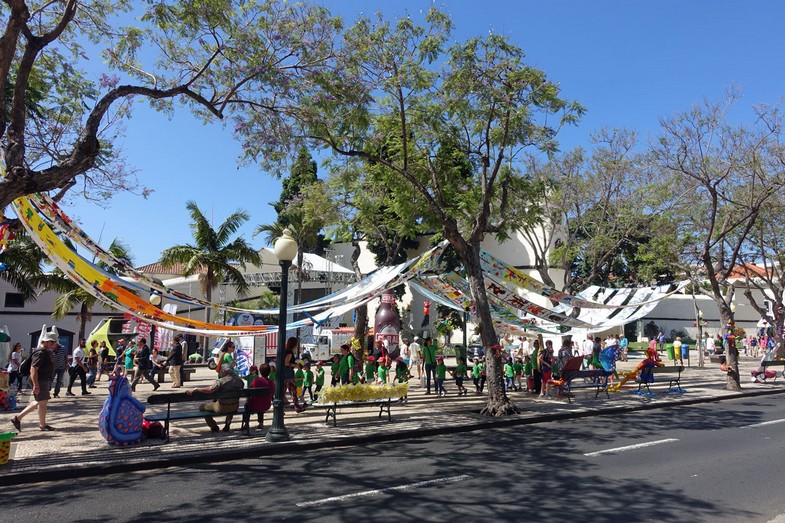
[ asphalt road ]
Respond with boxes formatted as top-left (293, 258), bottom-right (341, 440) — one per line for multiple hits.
top-left (10, 396), bottom-right (785, 522)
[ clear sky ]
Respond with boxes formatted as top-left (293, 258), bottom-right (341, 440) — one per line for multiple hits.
top-left (63, 0), bottom-right (785, 266)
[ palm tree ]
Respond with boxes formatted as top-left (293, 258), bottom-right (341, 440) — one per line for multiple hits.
top-left (160, 201), bottom-right (261, 349)
top-left (254, 212), bottom-right (320, 310)
top-left (0, 232), bottom-right (49, 302)
top-left (49, 238), bottom-right (134, 339)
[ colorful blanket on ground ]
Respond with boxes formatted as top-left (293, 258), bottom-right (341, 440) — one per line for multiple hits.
top-left (98, 375), bottom-right (146, 446)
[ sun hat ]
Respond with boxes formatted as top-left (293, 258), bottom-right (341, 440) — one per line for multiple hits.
top-left (41, 332), bottom-right (58, 343)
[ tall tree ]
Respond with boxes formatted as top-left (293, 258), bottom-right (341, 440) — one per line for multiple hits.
top-left (235, 9), bottom-right (584, 415)
top-left (739, 189), bottom-right (785, 357)
top-left (48, 238), bottom-right (133, 339)
top-left (0, 1), bottom-right (341, 211)
top-left (161, 200), bottom-right (261, 350)
top-left (525, 129), bottom-right (679, 294)
top-left (272, 147), bottom-right (319, 223)
top-left (651, 94), bottom-right (785, 390)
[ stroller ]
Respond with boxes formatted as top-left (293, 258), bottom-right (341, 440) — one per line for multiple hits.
top-left (750, 348), bottom-right (783, 383)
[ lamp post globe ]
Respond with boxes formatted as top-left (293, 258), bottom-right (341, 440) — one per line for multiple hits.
top-left (267, 228), bottom-right (298, 443)
top-left (149, 292), bottom-right (162, 306)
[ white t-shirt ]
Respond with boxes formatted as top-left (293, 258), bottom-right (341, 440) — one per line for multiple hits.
top-left (7, 351), bottom-right (21, 372)
top-left (409, 341), bottom-right (421, 362)
top-left (706, 337), bottom-right (716, 352)
top-left (580, 339), bottom-right (594, 357)
top-left (71, 347), bottom-right (85, 368)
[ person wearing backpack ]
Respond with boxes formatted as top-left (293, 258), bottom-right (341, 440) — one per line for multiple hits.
top-left (12, 331), bottom-right (58, 432)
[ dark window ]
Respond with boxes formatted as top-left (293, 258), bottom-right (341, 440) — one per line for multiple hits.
top-left (4, 293), bottom-right (24, 308)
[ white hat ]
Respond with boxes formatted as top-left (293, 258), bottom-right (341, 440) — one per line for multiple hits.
top-left (41, 331), bottom-right (58, 343)
top-left (269, 362), bottom-right (276, 368)
top-left (414, 336), bottom-right (420, 341)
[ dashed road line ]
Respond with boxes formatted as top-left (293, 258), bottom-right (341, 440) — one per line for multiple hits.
top-left (296, 474), bottom-right (473, 507)
top-left (583, 438), bottom-right (679, 457)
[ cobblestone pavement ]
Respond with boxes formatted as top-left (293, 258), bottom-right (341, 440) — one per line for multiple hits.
top-left (2, 355), bottom-right (782, 485)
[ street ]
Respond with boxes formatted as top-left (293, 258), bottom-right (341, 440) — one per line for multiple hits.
top-left (9, 395), bottom-right (785, 522)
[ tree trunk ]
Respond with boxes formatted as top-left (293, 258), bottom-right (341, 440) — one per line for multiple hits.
top-left (350, 240), bottom-right (368, 343)
top-left (78, 302), bottom-right (88, 340)
top-left (719, 303), bottom-right (742, 391)
top-left (448, 232), bottom-right (518, 416)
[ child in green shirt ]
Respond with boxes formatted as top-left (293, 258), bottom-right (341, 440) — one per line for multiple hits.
top-left (303, 362), bottom-right (314, 402)
top-left (513, 358), bottom-right (524, 392)
top-left (504, 359), bottom-right (515, 392)
top-left (243, 365), bottom-right (259, 389)
top-left (451, 357), bottom-right (468, 396)
top-left (314, 361), bottom-right (325, 402)
top-left (294, 361), bottom-right (305, 401)
top-left (472, 358), bottom-right (486, 394)
top-left (434, 355), bottom-right (447, 396)
top-left (523, 355), bottom-right (533, 393)
top-left (330, 354), bottom-right (340, 386)
top-left (269, 362), bottom-right (277, 385)
top-left (376, 361), bottom-right (389, 384)
top-left (365, 356), bottom-right (378, 384)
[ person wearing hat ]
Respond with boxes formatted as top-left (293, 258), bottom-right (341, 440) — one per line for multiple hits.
top-left (12, 331), bottom-right (58, 432)
top-left (409, 336), bottom-right (422, 379)
top-left (186, 363), bottom-right (244, 431)
top-left (364, 355), bottom-right (377, 384)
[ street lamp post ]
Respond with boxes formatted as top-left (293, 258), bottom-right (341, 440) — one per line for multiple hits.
top-left (149, 290), bottom-right (162, 351)
top-left (267, 229), bottom-right (298, 443)
top-left (697, 309), bottom-right (704, 369)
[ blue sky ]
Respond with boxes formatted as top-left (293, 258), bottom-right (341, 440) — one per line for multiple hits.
top-left (64, 1), bottom-right (785, 266)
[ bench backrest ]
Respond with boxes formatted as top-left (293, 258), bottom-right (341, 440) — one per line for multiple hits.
top-left (651, 365), bottom-right (683, 374)
top-left (762, 360), bottom-right (785, 368)
top-left (147, 387), bottom-right (269, 405)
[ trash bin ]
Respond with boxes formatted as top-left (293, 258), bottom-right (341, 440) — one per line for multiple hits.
top-left (0, 432), bottom-right (16, 465)
top-left (682, 344), bottom-right (689, 360)
top-left (666, 344), bottom-right (675, 361)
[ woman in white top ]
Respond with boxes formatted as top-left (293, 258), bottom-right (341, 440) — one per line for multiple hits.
top-left (7, 342), bottom-right (23, 390)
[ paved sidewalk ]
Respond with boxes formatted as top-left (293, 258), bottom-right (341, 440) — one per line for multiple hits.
top-left (2, 356), bottom-right (783, 485)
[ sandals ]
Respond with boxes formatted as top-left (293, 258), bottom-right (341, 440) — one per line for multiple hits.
top-left (38, 424), bottom-right (56, 431)
top-left (11, 416), bottom-right (21, 431)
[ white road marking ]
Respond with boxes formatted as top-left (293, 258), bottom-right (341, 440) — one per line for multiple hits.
top-left (296, 474), bottom-right (473, 508)
top-left (740, 418), bottom-right (785, 429)
top-left (583, 438), bottom-right (679, 457)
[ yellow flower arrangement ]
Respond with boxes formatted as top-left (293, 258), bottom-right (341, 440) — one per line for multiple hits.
top-left (318, 382), bottom-right (409, 404)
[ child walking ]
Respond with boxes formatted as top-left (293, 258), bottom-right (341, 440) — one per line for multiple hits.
top-left (314, 361), bottom-right (325, 402)
top-left (393, 357), bottom-right (411, 403)
top-left (302, 362), bottom-right (314, 403)
top-left (513, 357), bottom-right (524, 392)
top-left (435, 355), bottom-right (447, 396)
top-left (451, 356), bottom-right (468, 396)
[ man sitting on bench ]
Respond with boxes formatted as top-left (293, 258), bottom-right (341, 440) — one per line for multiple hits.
top-left (185, 363), bottom-right (244, 432)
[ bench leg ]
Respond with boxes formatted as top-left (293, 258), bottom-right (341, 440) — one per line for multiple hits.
top-left (242, 411), bottom-right (251, 436)
top-left (324, 406), bottom-right (337, 427)
top-left (164, 403), bottom-right (171, 443)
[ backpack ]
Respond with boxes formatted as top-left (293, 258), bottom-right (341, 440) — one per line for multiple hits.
top-left (19, 351), bottom-right (35, 377)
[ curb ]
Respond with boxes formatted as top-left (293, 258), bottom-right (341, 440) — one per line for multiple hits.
top-left (3, 385), bottom-right (784, 486)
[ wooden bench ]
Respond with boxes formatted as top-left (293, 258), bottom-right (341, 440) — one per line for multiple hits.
top-left (561, 369), bottom-right (611, 403)
top-left (311, 398), bottom-right (394, 427)
top-left (753, 360), bottom-right (785, 383)
top-left (146, 388), bottom-right (269, 442)
top-left (636, 365), bottom-right (684, 394)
